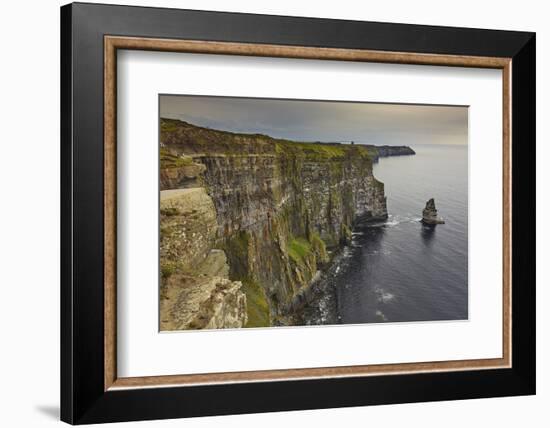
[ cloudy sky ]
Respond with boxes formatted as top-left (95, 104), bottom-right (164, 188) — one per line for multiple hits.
top-left (160, 95), bottom-right (468, 146)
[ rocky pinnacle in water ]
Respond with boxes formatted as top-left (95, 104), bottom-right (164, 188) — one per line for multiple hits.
top-left (422, 198), bottom-right (445, 225)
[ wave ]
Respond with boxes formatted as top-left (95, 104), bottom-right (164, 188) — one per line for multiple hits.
top-left (365, 214), bottom-right (423, 229)
top-left (375, 287), bottom-right (395, 303)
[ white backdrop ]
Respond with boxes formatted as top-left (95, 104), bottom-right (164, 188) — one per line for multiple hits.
top-left (118, 51), bottom-right (503, 378)
top-left (0, 0), bottom-right (546, 427)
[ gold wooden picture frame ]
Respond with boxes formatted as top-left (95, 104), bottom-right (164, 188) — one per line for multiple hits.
top-left (104, 36), bottom-right (511, 391)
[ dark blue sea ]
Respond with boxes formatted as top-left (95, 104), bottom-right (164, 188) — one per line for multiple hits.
top-left (300, 144), bottom-right (468, 325)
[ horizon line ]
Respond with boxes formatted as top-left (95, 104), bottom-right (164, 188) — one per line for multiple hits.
top-left (160, 116), bottom-right (467, 147)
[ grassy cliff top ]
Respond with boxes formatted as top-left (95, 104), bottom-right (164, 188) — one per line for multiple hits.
top-left (160, 118), bottom-right (374, 161)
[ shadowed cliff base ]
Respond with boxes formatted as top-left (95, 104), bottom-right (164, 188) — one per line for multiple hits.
top-left (158, 118), bottom-right (409, 330)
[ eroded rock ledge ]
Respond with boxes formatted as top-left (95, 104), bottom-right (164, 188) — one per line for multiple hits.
top-left (160, 188), bottom-right (247, 330)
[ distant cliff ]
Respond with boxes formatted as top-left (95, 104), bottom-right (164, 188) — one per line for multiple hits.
top-left (364, 145), bottom-right (416, 162)
top-left (288, 141), bottom-right (415, 163)
top-left (159, 119), bottom-right (388, 329)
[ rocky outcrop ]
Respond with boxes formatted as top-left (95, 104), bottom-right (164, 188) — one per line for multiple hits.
top-left (160, 188), bottom-right (218, 272)
top-left (160, 118), bottom-right (388, 328)
top-left (422, 198), bottom-right (445, 225)
top-left (366, 145), bottom-right (416, 162)
top-left (161, 274), bottom-right (247, 330)
top-left (160, 187), bottom-right (247, 330)
top-left (160, 151), bottom-right (206, 190)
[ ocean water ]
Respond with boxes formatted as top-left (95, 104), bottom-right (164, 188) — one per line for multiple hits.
top-left (301, 144), bottom-right (468, 325)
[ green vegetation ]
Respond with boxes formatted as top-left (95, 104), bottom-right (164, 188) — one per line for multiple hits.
top-left (160, 206), bottom-right (179, 216)
top-left (241, 277), bottom-right (270, 327)
top-left (161, 120), bottom-right (179, 133)
top-left (288, 233), bottom-right (329, 267)
top-left (222, 231), bottom-right (271, 328)
top-left (274, 139), bottom-right (368, 161)
top-left (160, 117), bottom-right (372, 162)
top-left (310, 232), bottom-right (329, 263)
top-left (162, 118), bottom-right (271, 140)
top-left (160, 261), bottom-right (177, 280)
top-left (287, 237), bottom-right (312, 265)
top-left (340, 223), bottom-right (352, 245)
top-left (160, 147), bottom-right (194, 169)
top-left (224, 231), bottom-right (251, 276)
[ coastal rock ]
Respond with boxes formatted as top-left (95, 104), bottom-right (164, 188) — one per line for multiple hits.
top-left (160, 118), bottom-right (389, 328)
top-left (160, 186), bottom-right (248, 330)
top-left (422, 198), bottom-right (445, 225)
top-left (160, 188), bottom-right (217, 273)
top-left (160, 275), bottom-right (247, 330)
top-left (160, 153), bottom-right (206, 190)
top-left (365, 145), bottom-right (416, 163)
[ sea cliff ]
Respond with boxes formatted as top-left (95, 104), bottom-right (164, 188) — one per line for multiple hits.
top-left (160, 119), bottom-right (388, 329)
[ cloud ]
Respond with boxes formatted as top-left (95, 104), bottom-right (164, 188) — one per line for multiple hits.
top-left (160, 95), bottom-right (468, 146)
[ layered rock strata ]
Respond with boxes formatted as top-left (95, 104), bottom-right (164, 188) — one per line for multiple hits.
top-left (160, 188), bottom-right (247, 330)
top-left (160, 118), bottom-right (388, 329)
top-left (421, 198), bottom-right (445, 225)
top-left (365, 145), bottom-right (416, 162)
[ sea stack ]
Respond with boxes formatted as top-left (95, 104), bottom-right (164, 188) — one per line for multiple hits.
top-left (422, 198), bottom-right (445, 225)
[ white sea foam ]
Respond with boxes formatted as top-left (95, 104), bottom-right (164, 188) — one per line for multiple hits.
top-left (342, 247), bottom-right (353, 258)
top-left (375, 287), bottom-right (395, 303)
top-left (369, 214), bottom-right (424, 229)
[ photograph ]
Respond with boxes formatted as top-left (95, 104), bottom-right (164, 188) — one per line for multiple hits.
top-left (159, 95), bottom-right (469, 331)
top-left (51, 1), bottom-right (536, 424)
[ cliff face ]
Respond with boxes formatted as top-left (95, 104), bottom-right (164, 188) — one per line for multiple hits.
top-left (160, 187), bottom-right (247, 330)
top-left (160, 119), bottom-right (387, 328)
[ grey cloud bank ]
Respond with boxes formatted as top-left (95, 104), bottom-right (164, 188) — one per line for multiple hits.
top-left (160, 95), bottom-right (468, 146)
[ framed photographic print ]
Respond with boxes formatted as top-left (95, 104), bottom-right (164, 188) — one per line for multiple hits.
top-left (60, 2), bottom-right (536, 424)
